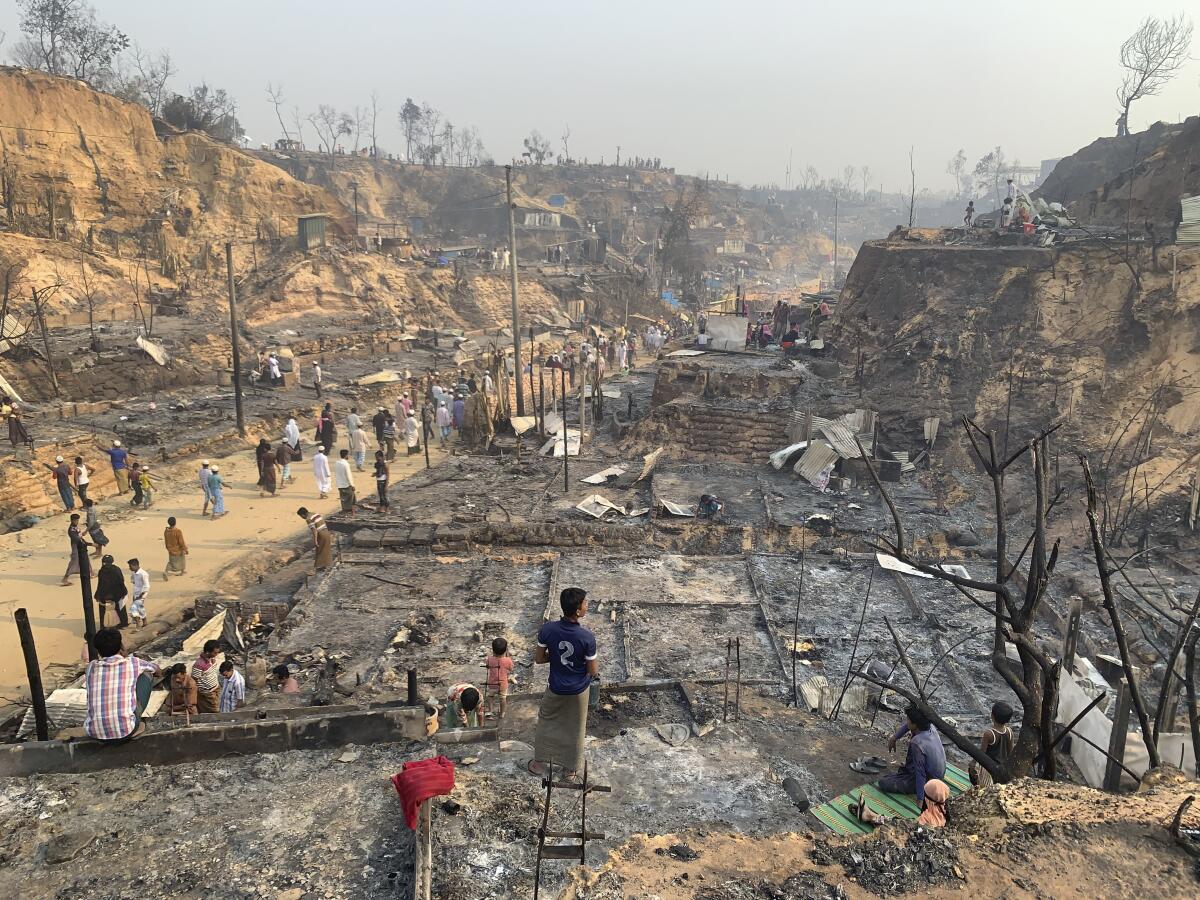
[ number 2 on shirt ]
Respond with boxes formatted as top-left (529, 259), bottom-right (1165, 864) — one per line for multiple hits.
top-left (558, 641), bottom-right (574, 667)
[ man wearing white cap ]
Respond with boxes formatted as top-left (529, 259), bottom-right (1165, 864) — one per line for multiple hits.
top-left (50, 454), bottom-right (75, 510)
top-left (104, 439), bottom-right (132, 495)
top-left (199, 460), bottom-right (214, 516)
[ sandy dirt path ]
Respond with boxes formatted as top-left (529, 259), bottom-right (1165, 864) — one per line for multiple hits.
top-left (0, 436), bottom-right (451, 707)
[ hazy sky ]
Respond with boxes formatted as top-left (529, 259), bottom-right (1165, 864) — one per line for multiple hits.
top-left (4, 1), bottom-right (1198, 191)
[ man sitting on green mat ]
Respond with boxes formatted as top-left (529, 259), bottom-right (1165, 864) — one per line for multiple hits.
top-left (879, 704), bottom-right (946, 807)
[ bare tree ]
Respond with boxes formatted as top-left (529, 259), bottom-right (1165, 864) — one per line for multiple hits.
top-left (290, 106), bottom-right (306, 149)
top-left (523, 130), bottom-right (551, 166)
top-left (111, 45), bottom-right (174, 116)
top-left (368, 90), bottom-right (381, 159)
top-left (1115, 14), bottom-right (1193, 136)
top-left (127, 254), bottom-right (153, 338)
top-left (946, 149), bottom-right (969, 200)
top-left (419, 104), bottom-right (441, 165)
top-left (399, 98), bottom-right (421, 162)
top-left (859, 165), bottom-right (872, 203)
top-left (843, 165), bottom-right (857, 199)
top-left (801, 165), bottom-right (819, 192)
top-left (907, 147), bottom-right (916, 228)
top-left (349, 105), bottom-right (366, 153)
top-left (974, 146), bottom-right (1008, 210)
top-left (77, 247), bottom-right (99, 350)
top-left (12, 0), bottom-right (128, 86)
top-left (266, 82), bottom-right (291, 144)
top-left (853, 422), bottom-right (1065, 782)
top-left (307, 105), bottom-right (351, 163)
top-left (561, 123), bottom-right (572, 163)
top-left (442, 120), bottom-right (454, 166)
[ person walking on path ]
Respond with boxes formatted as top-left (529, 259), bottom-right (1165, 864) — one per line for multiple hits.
top-left (138, 465), bottom-right (155, 509)
top-left (163, 516), bottom-right (189, 579)
top-left (73, 456), bottom-right (91, 504)
top-left (50, 455), bottom-right (75, 510)
top-left (94, 554), bottom-right (129, 629)
top-left (436, 400), bottom-right (452, 448)
top-left (312, 447), bottom-right (332, 499)
top-left (105, 439), bottom-right (132, 495)
top-left (275, 440), bottom-right (293, 489)
top-left (128, 462), bottom-right (144, 507)
top-left (297, 507), bottom-right (334, 572)
top-left (350, 424), bottom-right (368, 470)
top-left (311, 361), bottom-right (323, 398)
top-left (334, 449), bottom-right (356, 518)
top-left (404, 410), bottom-right (420, 456)
top-left (258, 439), bottom-right (279, 497)
top-left (208, 464), bottom-right (227, 519)
top-left (346, 406), bottom-right (363, 452)
top-left (421, 400), bottom-right (435, 445)
top-left (372, 406), bottom-right (388, 449)
top-left (453, 394), bottom-right (465, 430)
top-left (59, 513), bottom-right (92, 586)
top-left (284, 416), bottom-right (301, 481)
top-left (382, 414), bottom-right (398, 461)
top-left (199, 460), bottom-right (214, 515)
top-left (128, 558), bottom-right (149, 629)
top-left (317, 404), bottom-right (336, 454)
top-left (373, 451), bottom-right (390, 512)
top-left (528, 587), bottom-right (598, 779)
top-left (84, 498), bottom-right (109, 558)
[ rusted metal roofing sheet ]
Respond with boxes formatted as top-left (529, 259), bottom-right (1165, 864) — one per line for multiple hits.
top-left (794, 441), bottom-right (839, 483)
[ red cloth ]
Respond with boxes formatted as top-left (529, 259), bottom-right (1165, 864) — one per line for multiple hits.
top-left (391, 755), bottom-right (456, 829)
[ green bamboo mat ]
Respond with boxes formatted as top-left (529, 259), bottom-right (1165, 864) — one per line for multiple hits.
top-left (810, 763), bottom-right (972, 836)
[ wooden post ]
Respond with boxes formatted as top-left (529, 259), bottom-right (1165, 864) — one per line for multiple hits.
top-left (78, 539), bottom-right (98, 661)
top-left (412, 799), bottom-right (432, 900)
top-left (561, 365), bottom-right (569, 491)
top-left (225, 243), bottom-right (246, 437)
top-left (538, 366), bottom-right (545, 437)
top-left (14, 608), bottom-right (49, 741)
top-left (1062, 598), bottom-right (1084, 676)
top-left (505, 166), bottom-right (525, 417)
top-left (1103, 680), bottom-right (1131, 792)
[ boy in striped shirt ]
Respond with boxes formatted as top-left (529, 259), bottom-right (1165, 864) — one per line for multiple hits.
top-left (83, 628), bottom-right (160, 742)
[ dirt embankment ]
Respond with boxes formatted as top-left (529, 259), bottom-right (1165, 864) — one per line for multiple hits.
top-left (830, 239), bottom-right (1200, 466)
top-left (1036, 117), bottom-right (1199, 226)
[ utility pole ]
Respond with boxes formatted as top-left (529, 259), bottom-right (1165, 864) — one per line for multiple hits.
top-left (15, 608), bottom-right (49, 741)
top-left (561, 365), bottom-right (569, 490)
top-left (225, 243), bottom-right (246, 437)
top-left (505, 165), bottom-right (526, 416)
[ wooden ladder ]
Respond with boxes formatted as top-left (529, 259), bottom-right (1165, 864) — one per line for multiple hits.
top-left (532, 761), bottom-right (612, 900)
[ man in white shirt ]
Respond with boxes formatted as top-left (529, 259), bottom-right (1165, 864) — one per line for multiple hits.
top-left (311, 362), bottom-right (323, 398)
top-left (268, 353), bottom-right (282, 387)
top-left (128, 558), bottom-right (150, 629)
top-left (334, 449), bottom-right (356, 518)
top-left (73, 456), bottom-right (90, 503)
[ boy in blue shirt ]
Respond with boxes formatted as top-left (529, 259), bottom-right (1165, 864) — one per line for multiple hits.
top-left (528, 587), bottom-right (598, 779)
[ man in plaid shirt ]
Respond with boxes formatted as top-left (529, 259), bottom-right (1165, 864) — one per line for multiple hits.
top-left (84, 628), bottom-right (160, 742)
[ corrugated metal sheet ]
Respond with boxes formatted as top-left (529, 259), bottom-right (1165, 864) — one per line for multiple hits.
top-left (1179, 194), bottom-right (1200, 245)
top-left (795, 441), bottom-right (838, 482)
top-left (819, 424), bottom-right (875, 459)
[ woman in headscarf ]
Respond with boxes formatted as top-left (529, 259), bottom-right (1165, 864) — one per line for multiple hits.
top-left (916, 778), bottom-right (950, 827)
top-left (259, 441), bottom-right (279, 497)
top-left (94, 554), bottom-right (129, 629)
top-left (255, 439), bottom-right (273, 488)
top-left (209, 464), bottom-right (226, 518)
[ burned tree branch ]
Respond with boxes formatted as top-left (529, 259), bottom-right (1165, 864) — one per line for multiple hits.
top-left (1080, 454), bottom-right (1162, 768)
top-left (1152, 589), bottom-right (1200, 747)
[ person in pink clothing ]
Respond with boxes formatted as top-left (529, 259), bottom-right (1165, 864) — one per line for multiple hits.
top-left (486, 637), bottom-right (514, 720)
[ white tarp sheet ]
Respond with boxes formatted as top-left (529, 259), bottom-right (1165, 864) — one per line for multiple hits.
top-left (510, 416), bottom-right (537, 435)
top-left (580, 465), bottom-right (626, 484)
top-left (659, 499), bottom-right (694, 517)
top-left (136, 334), bottom-right (170, 366)
top-left (667, 349), bottom-right (706, 357)
top-left (576, 494), bottom-right (623, 518)
top-left (356, 370), bottom-right (402, 386)
top-left (703, 314), bottom-right (749, 351)
top-left (540, 428), bottom-right (580, 457)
